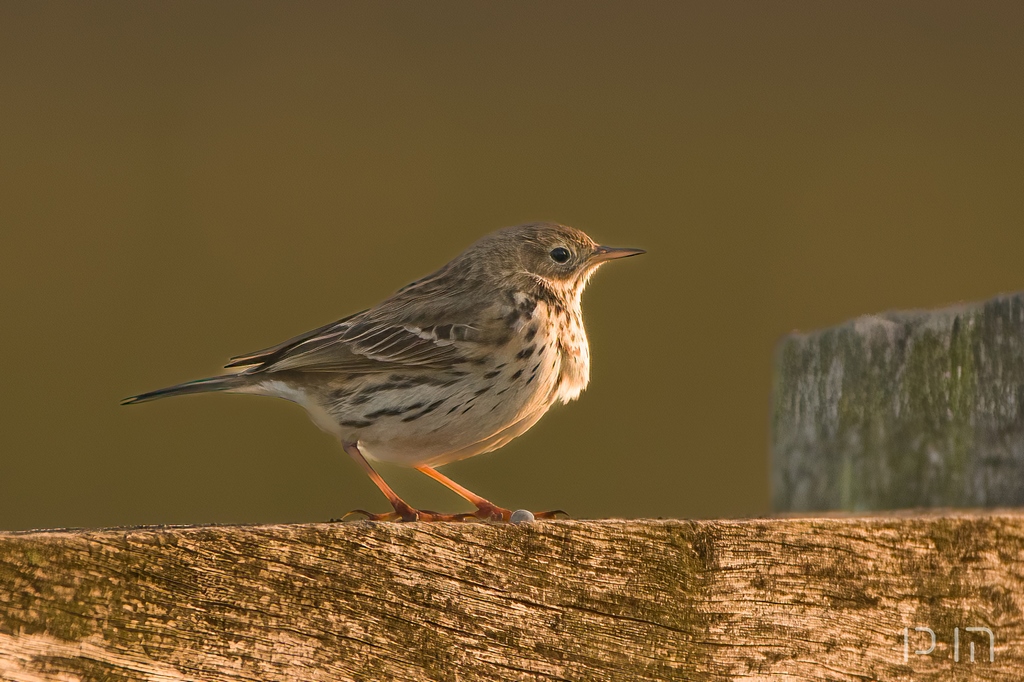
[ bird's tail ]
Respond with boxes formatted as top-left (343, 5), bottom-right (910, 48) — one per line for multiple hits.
top-left (121, 374), bottom-right (249, 405)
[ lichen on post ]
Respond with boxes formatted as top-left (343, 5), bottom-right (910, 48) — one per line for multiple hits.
top-left (772, 292), bottom-right (1024, 512)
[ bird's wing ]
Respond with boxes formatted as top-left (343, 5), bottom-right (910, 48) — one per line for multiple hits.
top-left (228, 311), bottom-right (482, 374)
top-left (227, 258), bottom-right (496, 374)
top-left (224, 309), bottom-right (367, 369)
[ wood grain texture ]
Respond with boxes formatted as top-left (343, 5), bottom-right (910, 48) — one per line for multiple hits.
top-left (1, 514), bottom-right (1023, 681)
top-left (772, 292), bottom-right (1024, 512)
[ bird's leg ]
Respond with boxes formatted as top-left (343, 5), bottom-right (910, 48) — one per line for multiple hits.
top-left (340, 442), bottom-right (470, 522)
top-left (416, 466), bottom-right (569, 521)
top-left (415, 465), bottom-right (519, 522)
top-left (341, 442), bottom-right (419, 521)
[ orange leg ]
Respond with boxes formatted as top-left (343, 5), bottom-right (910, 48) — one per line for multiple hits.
top-left (416, 465), bottom-right (512, 522)
top-left (342, 442), bottom-right (420, 521)
top-left (416, 465), bottom-right (568, 522)
top-left (342, 442), bottom-right (485, 522)
top-left (339, 441), bottom-right (567, 522)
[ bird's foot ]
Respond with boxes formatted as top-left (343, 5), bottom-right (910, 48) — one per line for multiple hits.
top-left (336, 504), bottom-right (478, 523)
top-left (458, 505), bottom-right (571, 523)
top-left (533, 509), bottom-right (570, 520)
top-left (460, 503), bottom-right (513, 523)
top-left (334, 506), bottom-right (570, 523)
top-left (336, 509), bottom-right (403, 522)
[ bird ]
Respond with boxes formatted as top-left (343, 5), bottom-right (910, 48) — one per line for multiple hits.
top-left (122, 222), bottom-right (644, 522)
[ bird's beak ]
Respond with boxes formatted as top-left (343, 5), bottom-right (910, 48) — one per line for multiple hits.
top-left (591, 245), bottom-right (646, 262)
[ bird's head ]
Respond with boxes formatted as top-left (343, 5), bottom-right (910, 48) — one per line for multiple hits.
top-left (469, 222), bottom-right (644, 302)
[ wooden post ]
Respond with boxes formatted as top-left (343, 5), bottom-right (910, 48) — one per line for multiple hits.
top-left (772, 292), bottom-right (1024, 512)
top-left (1, 515), bottom-right (1022, 680)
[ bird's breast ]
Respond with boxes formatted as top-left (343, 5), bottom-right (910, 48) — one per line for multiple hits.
top-left (514, 295), bottom-right (591, 405)
top-left (551, 306), bottom-right (590, 403)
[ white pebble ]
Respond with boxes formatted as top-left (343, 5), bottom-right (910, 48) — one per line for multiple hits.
top-left (510, 509), bottom-right (535, 524)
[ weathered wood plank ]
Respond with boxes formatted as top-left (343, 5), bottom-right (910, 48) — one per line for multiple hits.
top-left (1, 515), bottom-right (1022, 681)
top-left (772, 292), bottom-right (1024, 511)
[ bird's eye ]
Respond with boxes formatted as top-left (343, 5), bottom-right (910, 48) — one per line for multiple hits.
top-left (549, 247), bottom-right (571, 263)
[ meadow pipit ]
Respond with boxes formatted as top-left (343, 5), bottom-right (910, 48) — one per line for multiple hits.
top-left (123, 222), bottom-right (644, 521)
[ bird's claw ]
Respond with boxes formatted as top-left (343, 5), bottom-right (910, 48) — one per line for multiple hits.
top-left (336, 509), bottom-right (404, 522)
top-left (533, 509), bottom-right (570, 520)
top-left (334, 507), bottom-right (570, 523)
top-left (336, 508), bottom-right (485, 522)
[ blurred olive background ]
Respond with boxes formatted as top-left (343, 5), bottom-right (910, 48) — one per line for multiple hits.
top-left (1, 2), bottom-right (1022, 531)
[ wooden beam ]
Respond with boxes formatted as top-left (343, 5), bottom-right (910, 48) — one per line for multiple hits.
top-left (2, 514), bottom-right (1022, 680)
